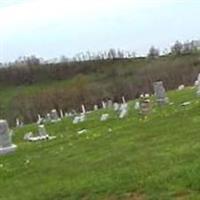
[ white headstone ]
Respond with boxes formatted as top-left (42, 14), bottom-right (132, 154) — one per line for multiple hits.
top-left (102, 101), bottom-right (106, 109)
top-left (37, 114), bottom-right (43, 124)
top-left (81, 104), bottom-right (86, 114)
top-left (122, 96), bottom-right (126, 104)
top-left (16, 118), bottom-right (20, 127)
top-left (178, 84), bottom-right (185, 91)
top-left (134, 101), bottom-right (140, 110)
top-left (113, 102), bottom-right (120, 111)
top-left (94, 105), bottom-right (98, 111)
top-left (100, 114), bottom-right (109, 121)
top-left (119, 108), bottom-right (128, 119)
top-left (60, 109), bottom-right (64, 119)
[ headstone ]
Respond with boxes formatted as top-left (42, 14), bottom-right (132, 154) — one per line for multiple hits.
top-left (94, 105), bottom-right (98, 111)
top-left (113, 102), bottom-right (120, 111)
top-left (16, 118), bottom-right (20, 127)
top-left (153, 81), bottom-right (168, 105)
top-left (107, 100), bottom-right (113, 108)
top-left (38, 125), bottom-right (48, 137)
top-left (73, 116), bottom-right (79, 124)
top-left (37, 114), bottom-right (43, 124)
top-left (73, 114), bottom-right (85, 124)
top-left (139, 94), bottom-right (151, 116)
top-left (196, 73), bottom-right (200, 96)
top-left (50, 109), bottom-right (60, 122)
top-left (118, 102), bottom-right (128, 118)
top-left (119, 107), bottom-right (128, 119)
top-left (46, 113), bottom-right (51, 122)
top-left (122, 96), bottom-right (126, 104)
top-left (0, 120), bottom-right (17, 155)
top-left (60, 109), bottom-right (64, 119)
top-left (178, 84), bottom-right (184, 91)
top-left (81, 104), bottom-right (86, 114)
top-left (100, 114), bottom-right (109, 121)
top-left (134, 101), bottom-right (140, 110)
top-left (102, 101), bottom-right (106, 109)
top-left (79, 114), bottom-right (85, 122)
top-left (24, 124), bottom-right (56, 142)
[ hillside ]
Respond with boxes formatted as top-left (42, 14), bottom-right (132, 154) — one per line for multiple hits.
top-left (1, 53), bottom-right (200, 126)
top-left (1, 87), bottom-right (200, 200)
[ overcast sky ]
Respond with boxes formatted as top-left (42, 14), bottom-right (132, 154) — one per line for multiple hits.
top-left (0, 0), bottom-right (199, 62)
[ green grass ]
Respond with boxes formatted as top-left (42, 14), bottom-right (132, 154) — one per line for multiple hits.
top-left (0, 88), bottom-right (200, 199)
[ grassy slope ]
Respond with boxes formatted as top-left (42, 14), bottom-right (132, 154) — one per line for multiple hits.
top-left (0, 88), bottom-right (200, 199)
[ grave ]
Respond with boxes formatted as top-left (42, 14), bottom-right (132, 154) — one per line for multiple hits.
top-left (102, 101), bottom-right (106, 109)
top-left (118, 103), bottom-right (128, 118)
top-left (178, 84), bottom-right (184, 91)
top-left (113, 102), bottom-right (120, 111)
top-left (60, 109), bottom-right (64, 119)
top-left (107, 100), bottom-right (113, 108)
top-left (50, 109), bottom-right (61, 122)
top-left (196, 73), bottom-right (200, 96)
top-left (24, 125), bottom-right (56, 142)
top-left (153, 81), bottom-right (168, 105)
top-left (134, 101), bottom-right (140, 110)
top-left (100, 114), bottom-right (109, 121)
top-left (81, 104), bottom-right (86, 114)
top-left (94, 105), bottom-right (98, 111)
top-left (0, 120), bottom-right (17, 155)
top-left (139, 94), bottom-right (151, 116)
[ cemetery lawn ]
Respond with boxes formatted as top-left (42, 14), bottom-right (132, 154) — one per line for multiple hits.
top-left (1, 88), bottom-right (200, 200)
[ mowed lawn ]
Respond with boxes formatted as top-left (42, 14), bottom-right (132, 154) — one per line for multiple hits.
top-left (0, 88), bottom-right (200, 200)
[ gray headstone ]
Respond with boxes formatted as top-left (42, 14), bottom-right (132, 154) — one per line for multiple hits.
top-left (107, 100), bottom-right (113, 108)
top-left (0, 120), bottom-right (17, 155)
top-left (51, 109), bottom-right (59, 121)
top-left (153, 81), bottom-right (168, 105)
top-left (38, 125), bottom-right (48, 137)
top-left (94, 105), bottom-right (98, 111)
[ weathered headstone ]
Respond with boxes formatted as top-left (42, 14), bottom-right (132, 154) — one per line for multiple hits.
top-left (46, 113), bottom-right (51, 122)
top-left (107, 100), bottom-right (113, 108)
top-left (16, 118), bottom-right (20, 127)
top-left (153, 81), bottom-right (168, 105)
top-left (122, 96), bottom-right (126, 104)
top-left (38, 125), bottom-right (48, 137)
top-left (50, 109), bottom-right (60, 122)
top-left (0, 120), bottom-right (17, 155)
top-left (134, 101), bottom-right (140, 110)
top-left (37, 114), bottom-right (43, 124)
top-left (81, 104), bottom-right (86, 114)
top-left (178, 84), bottom-right (184, 91)
top-left (119, 103), bottom-right (128, 118)
top-left (113, 102), bottom-right (120, 111)
top-left (100, 113), bottom-right (109, 121)
top-left (94, 105), bottom-right (98, 111)
top-left (24, 124), bottom-right (56, 141)
top-left (102, 101), bottom-right (106, 109)
top-left (196, 73), bottom-right (200, 96)
top-left (139, 94), bottom-right (151, 116)
top-left (60, 109), bottom-right (64, 119)
top-left (73, 113), bottom-right (85, 124)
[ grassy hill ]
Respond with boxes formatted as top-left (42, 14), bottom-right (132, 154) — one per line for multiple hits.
top-left (0, 87), bottom-right (200, 200)
top-left (1, 53), bottom-right (200, 126)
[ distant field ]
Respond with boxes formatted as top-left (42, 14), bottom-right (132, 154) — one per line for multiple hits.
top-left (0, 88), bottom-right (200, 199)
